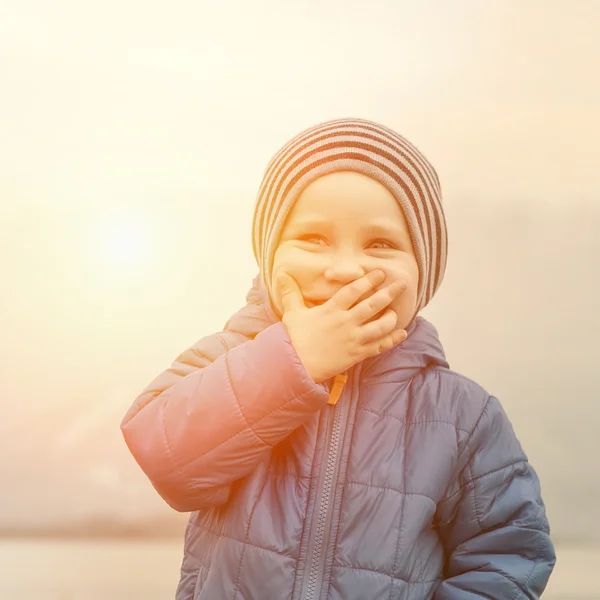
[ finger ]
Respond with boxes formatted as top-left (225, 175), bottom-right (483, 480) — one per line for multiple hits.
top-left (328, 270), bottom-right (386, 311)
top-left (277, 273), bottom-right (306, 313)
top-left (357, 309), bottom-right (398, 344)
top-left (363, 328), bottom-right (408, 358)
top-left (351, 280), bottom-right (407, 324)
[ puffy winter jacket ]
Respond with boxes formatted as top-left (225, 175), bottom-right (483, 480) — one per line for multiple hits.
top-left (121, 275), bottom-right (555, 599)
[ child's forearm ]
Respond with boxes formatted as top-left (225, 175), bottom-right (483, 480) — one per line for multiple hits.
top-left (121, 322), bottom-right (329, 512)
top-left (435, 395), bottom-right (556, 598)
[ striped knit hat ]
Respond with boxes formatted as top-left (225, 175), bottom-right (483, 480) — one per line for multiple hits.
top-left (252, 118), bottom-right (447, 314)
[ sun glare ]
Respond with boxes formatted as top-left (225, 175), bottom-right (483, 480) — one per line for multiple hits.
top-left (95, 216), bottom-right (153, 272)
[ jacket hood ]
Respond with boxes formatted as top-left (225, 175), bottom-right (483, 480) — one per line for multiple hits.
top-left (224, 273), bottom-right (449, 381)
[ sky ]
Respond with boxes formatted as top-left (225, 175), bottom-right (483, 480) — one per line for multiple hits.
top-left (0, 0), bottom-right (599, 541)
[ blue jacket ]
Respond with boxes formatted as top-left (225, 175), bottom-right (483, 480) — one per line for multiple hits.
top-left (121, 276), bottom-right (555, 599)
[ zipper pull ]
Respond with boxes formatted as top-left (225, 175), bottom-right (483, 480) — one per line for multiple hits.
top-left (327, 373), bottom-right (347, 405)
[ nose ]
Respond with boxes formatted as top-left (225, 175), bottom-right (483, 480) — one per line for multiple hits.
top-left (323, 250), bottom-right (366, 284)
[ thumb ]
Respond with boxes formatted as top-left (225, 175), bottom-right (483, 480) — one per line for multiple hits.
top-left (277, 273), bottom-right (305, 313)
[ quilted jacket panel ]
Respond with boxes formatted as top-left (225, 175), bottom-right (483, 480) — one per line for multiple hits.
top-left (121, 276), bottom-right (555, 599)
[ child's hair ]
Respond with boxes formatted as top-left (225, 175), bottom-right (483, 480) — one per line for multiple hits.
top-left (251, 118), bottom-right (448, 313)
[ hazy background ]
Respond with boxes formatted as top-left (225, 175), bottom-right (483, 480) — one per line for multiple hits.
top-left (1, 0), bottom-right (599, 597)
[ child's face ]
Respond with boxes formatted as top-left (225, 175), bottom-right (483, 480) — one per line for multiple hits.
top-left (271, 171), bottom-right (419, 331)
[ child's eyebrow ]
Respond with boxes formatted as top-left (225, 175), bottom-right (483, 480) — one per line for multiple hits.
top-left (285, 217), bottom-right (333, 231)
top-left (361, 221), bottom-right (406, 240)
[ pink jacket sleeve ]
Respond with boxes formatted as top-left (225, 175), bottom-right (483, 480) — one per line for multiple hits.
top-left (121, 322), bottom-right (329, 512)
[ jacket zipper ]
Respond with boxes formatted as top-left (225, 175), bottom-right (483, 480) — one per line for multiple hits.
top-left (302, 373), bottom-right (347, 600)
top-left (327, 373), bottom-right (347, 406)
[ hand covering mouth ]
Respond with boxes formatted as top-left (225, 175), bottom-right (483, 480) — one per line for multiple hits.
top-left (305, 297), bottom-right (389, 323)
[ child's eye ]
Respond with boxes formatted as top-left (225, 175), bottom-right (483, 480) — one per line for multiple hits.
top-left (369, 239), bottom-right (395, 250)
top-left (299, 235), bottom-right (326, 245)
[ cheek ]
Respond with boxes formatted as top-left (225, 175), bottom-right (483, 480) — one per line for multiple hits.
top-left (269, 265), bottom-right (285, 315)
top-left (272, 247), bottom-right (322, 287)
top-left (270, 248), bottom-right (317, 314)
top-left (392, 284), bottom-right (417, 317)
top-left (270, 254), bottom-right (292, 315)
top-left (382, 261), bottom-right (419, 328)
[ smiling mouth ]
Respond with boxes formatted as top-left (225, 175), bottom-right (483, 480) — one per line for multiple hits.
top-left (305, 299), bottom-right (327, 308)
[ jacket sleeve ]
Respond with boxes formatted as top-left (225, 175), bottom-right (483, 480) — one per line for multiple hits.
top-left (120, 321), bottom-right (329, 512)
top-left (434, 395), bottom-right (556, 599)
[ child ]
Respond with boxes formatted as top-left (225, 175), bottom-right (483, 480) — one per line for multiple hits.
top-left (121, 118), bottom-right (555, 599)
